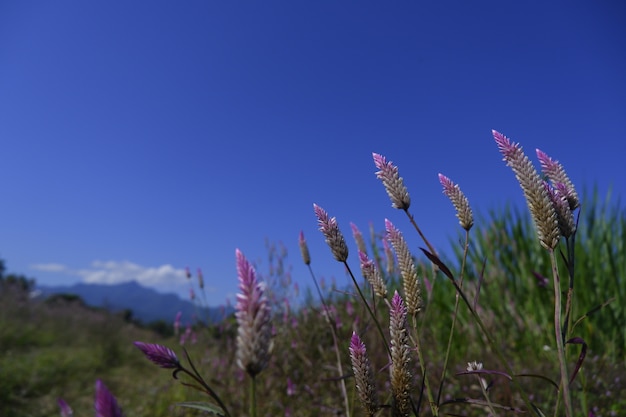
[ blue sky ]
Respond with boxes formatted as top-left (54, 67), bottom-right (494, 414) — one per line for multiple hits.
top-left (1, 1), bottom-right (624, 306)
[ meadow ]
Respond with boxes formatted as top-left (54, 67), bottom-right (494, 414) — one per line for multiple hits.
top-left (1, 131), bottom-right (624, 417)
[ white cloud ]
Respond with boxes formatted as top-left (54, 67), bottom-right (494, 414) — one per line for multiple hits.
top-left (31, 263), bottom-right (68, 272)
top-left (77, 260), bottom-right (187, 287)
top-left (30, 259), bottom-right (217, 297)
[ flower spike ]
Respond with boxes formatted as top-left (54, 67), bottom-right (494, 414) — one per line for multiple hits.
top-left (349, 332), bottom-right (378, 416)
top-left (492, 130), bottom-right (560, 250)
top-left (313, 204), bottom-right (349, 262)
top-left (235, 249), bottom-right (273, 377)
top-left (439, 173), bottom-right (474, 230)
top-left (385, 219), bottom-right (421, 316)
top-left (373, 153), bottom-right (411, 210)
top-left (134, 342), bottom-right (180, 369)
top-left (389, 292), bottom-right (411, 417)
top-left (536, 149), bottom-right (580, 210)
top-left (95, 380), bottom-right (123, 417)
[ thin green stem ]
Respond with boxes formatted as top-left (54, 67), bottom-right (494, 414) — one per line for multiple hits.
top-left (180, 349), bottom-right (232, 417)
top-left (403, 208), bottom-right (438, 258)
top-left (249, 374), bottom-right (256, 417)
top-left (550, 249), bottom-right (573, 417)
top-left (343, 262), bottom-right (391, 358)
top-left (477, 375), bottom-right (497, 417)
top-left (411, 315), bottom-right (439, 416)
top-left (306, 264), bottom-right (351, 417)
top-left (436, 229), bottom-right (470, 406)
top-left (443, 273), bottom-right (540, 415)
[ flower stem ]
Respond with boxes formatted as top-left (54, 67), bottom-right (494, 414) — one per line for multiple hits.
top-left (550, 249), bottom-right (573, 417)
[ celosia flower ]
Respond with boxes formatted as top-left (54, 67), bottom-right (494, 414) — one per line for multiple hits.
top-left (545, 181), bottom-right (576, 238)
top-left (385, 219), bottom-right (421, 316)
top-left (313, 204), bottom-right (349, 262)
top-left (493, 130), bottom-right (560, 250)
top-left (134, 342), bottom-right (180, 369)
top-left (349, 332), bottom-right (378, 416)
top-left (536, 149), bottom-right (580, 210)
top-left (389, 292), bottom-right (411, 417)
top-left (382, 238), bottom-right (395, 277)
top-left (298, 230), bottom-right (311, 265)
top-left (57, 398), bottom-right (73, 417)
top-left (235, 249), bottom-right (273, 377)
top-left (350, 222), bottom-right (368, 254)
top-left (373, 153), bottom-right (411, 210)
top-left (95, 380), bottom-right (123, 417)
top-left (197, 268), bottom-right (204, 289)
top-left (438, 173), bottom-right (474, 230)
top-left (358, 250), bottom-right (387, 299)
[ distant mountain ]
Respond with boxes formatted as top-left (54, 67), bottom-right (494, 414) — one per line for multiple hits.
top-left (37, 281), bottom-right (231, 324)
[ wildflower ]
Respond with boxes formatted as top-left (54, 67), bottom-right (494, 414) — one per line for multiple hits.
top-left (57, 398), bottom-right (73, 417)
top-left (389, 292), bottom-right (411, 417)
top-left (133, 342), bottom-right (180, 369)
top-left (197, 268), bottom-right (204, 289)
top-left (373, 153), bottom-right (411, 210)
top-left (350, 222), bottom-right (368, 254)
top-left (385, 219), bottom-right (422, 316)
top-left (545, 181), bottom-right (576, 238)
top-left (313, 204), bottom-right (349, 262)
top-left (189, 288), bottom-right (195, 301)
top-left (286, 377), bottom-right (296, 396)
top-left (382, 238), bottom-right (395, 276)
top-left (94, 380), bottom-right (123, 417)
top-left (536, 149), bottom-right (580, 210)
top-left (493, 130), bottom-right (560, 250)
top-left (185, 266), bottom-right (191, 279)
top-left (466, 361), bottom-right (483, 372)
top-left (173, 311), bottom-right (182, 335)
top-left (349, 332), bottom-right (378, 416)
top-left (438, 173), bottom-right (474, 230)
top-left (358, 250), bottom-right (387, 299)
top-left (298, 230), bottom-right (311, 265)
top-left (235, 249), bottom-right (273, 377)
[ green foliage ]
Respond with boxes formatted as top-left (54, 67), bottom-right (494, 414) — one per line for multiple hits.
top-left (449, 189), bottom-right (626, 356)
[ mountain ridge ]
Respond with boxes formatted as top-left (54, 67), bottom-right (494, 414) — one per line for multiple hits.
top-left (37, 281), bottom-right (229, 324)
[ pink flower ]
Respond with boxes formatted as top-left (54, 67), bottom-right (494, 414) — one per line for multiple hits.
top-left (134, 342), bottom-right (180, 369)
top-left (95, 380), bottom-right (123, 417)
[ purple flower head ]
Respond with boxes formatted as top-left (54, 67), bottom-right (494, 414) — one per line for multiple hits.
top-left (197, 268), bottom-right (204, 289)
top-left (235, 249), bottom-right (273, 376)
top-left (536, 149), bottom-right (579, 210)
top-left (358, 250), bottom-right (387, 299)
top-left (438, 173), bottom-right (474, 230)
top-left (350, 222), bottom-right (367, 254)
top-left (385, 219), bottom-right (421, 316)
top-left (57, 398), bottom-right (73, 417)
top-left (298, 230), bottom-right (311, 265)
top-left (133, 341), bottom-right (180, 369)
top-left (313, 203), bottom-right (349, 262)
top-left (349, 332), bottom-right (377, 416)
top-left (373, 152), bottom-right (411, 210)
top-left (492, 130), bottom-right (560, 250)
top-left (286, 377), bottom-right (296, 396)
top-left (185, 266), bottom-right (191, 279)
top-left (95, 380), bottom-right (123, 417)
top-left (389, 291), bottom-right (411, 416)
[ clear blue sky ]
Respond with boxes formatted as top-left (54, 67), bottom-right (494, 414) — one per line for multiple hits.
top-left (1, 1), bottom-right (624, 306)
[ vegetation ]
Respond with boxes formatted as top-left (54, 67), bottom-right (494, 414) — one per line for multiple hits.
top-left (1, 132), bottom-right (624, 416)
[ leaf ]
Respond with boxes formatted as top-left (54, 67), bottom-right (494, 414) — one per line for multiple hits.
top-left (420, 248), bottom-right (454, 281)
top-left (566, 336), bottom-right (587, 384)
top-left (176, 401), bottom-right (226, 416)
